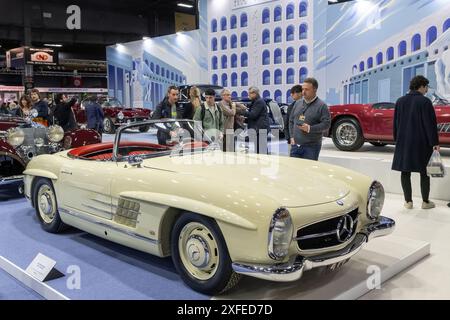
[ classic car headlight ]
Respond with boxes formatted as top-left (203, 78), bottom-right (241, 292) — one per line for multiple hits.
top-left (268, 208), bottom-right (293, 260)
top-left (63, 135), bottom-right (73, 149)
top-left (367, 181), bottom-right (385, 220)
top-left (7, 128), bottom-right (25, 147)
top-left (34, 137), bottom-right (44, 147)
top-left (47, 125), bottom-right (64, 143)
top-left (117, 112), bottom-right (125, 120)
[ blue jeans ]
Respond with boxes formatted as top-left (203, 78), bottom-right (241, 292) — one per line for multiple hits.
top-left (290, 143), bottom-right (322, 161)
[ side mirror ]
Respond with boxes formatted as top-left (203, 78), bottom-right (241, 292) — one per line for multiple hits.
top-left (128, 155), bottom-right (143, 167)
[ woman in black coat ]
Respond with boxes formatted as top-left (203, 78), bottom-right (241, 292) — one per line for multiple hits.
top-left (52, 93), bottom-right (78, 131)
top-left (392, 75), bottom-right (439, 210)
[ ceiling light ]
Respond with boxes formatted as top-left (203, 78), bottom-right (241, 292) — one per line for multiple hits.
top-left (177, 3), bottom-right (193, 8)
top-left (44, 44), bottom-right (63, 47)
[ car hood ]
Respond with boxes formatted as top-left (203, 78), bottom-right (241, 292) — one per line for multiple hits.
top-left (143, 151), bottom-right (350, 207)
top-left (108, 107), bottom-right (149, 117)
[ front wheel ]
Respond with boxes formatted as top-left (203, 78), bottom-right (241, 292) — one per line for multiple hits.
top-left (33, 178), bottom-right (68, 233)
top-left (103, 116), bottom-right (116, 134)
top-left (171, 213), bottom-right (241, 295)
top-left (332, 118), bottom-right (365, 151)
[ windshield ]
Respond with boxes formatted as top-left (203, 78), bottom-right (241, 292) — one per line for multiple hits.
top-left (99, 97), bottom-right (123, 108)
top-left (426, 88), bottom-right (449, 105)
top-left (113, 120), bottom-right (215, 161)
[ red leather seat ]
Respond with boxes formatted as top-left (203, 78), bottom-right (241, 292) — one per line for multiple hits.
top-left (68, 141), bottom-right (170, 159)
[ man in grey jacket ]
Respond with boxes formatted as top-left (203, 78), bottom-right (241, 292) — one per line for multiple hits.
top-left (289, 78), bottom-right (330, 161)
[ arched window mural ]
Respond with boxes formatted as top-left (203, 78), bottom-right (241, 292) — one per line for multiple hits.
top-left (367, 57), bottom-right (373, 69)
top-left (299, 67), bottom-right (308, 82)
top-left (241, 72), bottom-right (248, 86)
top-left (241, 90), bottom-right (248, 98)
top-left (241, 33), bottom-right (248, 47)
top-left (376, 52), bottom-right (383, 65)
top-left (166, 70), bottom-right (170, 78)
top-left (171, 72), bottom-right (174, 80)
top-left (220, 17), bottom-right (227, 31)
top-left (287, 68), bottom-right (295, 84)
top-left (241, 53), bottom-right (248, 67)
top-left (156, 65), bottom-right (160, 75)
top-left (274, 69), bottom-right (282, 85)
top-left (211, 38), bottom-right (217, 51)
top-left (221, 36), bottom-right (227, 50)
top-left (222, 74), bottom-right (228, 87)
top-left (240, 13), bottom-right (248, 27)
top-left (231, 54), bottom-right (238, 68)
top-left (426, 26), bottom-right (437, 46)
top-left (262, 50), bottom-right (270, 65)
top-left (211, 56), bottom-right (218, 70)
top-left (231, 34), bottom-right (237, 49)
top-left (299, 1), bottom-right (308, 17)
top-left (262, 29), bottom-right (270, 44)
top-left (231, 91), bottom-right (238, 99)
top-left (444, 18), bottom-right (450, 32)
top-left (274, 6), bottom-right (282, 21)
top-left (263, 70), bottom-right (271, 85)
top-left (263, 90), bottom-right (271, 99)
top-left (286, 47), bottom-right (294, 63)
top-left (411, 34), bottom-right (421, 52)
top-left (299, 45), bottom-right (307, 61)
top-left (211, 19), bottom-right (217, 32)
top-left (274, 28), bottom-right (282, 43)
top-left (212, 74), bottom-right (218, 85)
top-left (175, 74), bottom-right (178, 81)
top-left (359, 61), bottom-right (365, 72)
top-left (230, 15), bottom-right (237, 29)
top-left (287, 90), bottom-right (293, 103)
top-left (161, 67), bottom-right (165, 78)
top-left (299, 24), bottom-right (308, 39)
top-left (221, 55), bottom-right (227, 69)
top-left (386, 47), bottom-right (394, 61)
top-left (150, 62), bottom-right (154, 72)
top-left (274, 90), bottom-right (282, 103)
top-left (398, 41), bottom-right (407, 57)
top-left (274, 49), bottom-right (282, 64)
top-left (286, 3), bottom-right (295, 20)
top-left (286, 25), bottom-right (295, 41)
top-left (352, 65), bottom-right (358, 74)
top-left (231, 72), bottom-right (238, 87)
top-left (262, 8), bottom-right (270, 24)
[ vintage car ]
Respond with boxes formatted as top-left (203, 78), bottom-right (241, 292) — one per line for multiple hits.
top-left (72, 96), bottom-right (152, 134)
top-left (0, 113), bottom-right (101, 199)
top-left (23, 119), bottom-right (394, 294)
top-left (329, 92), bottom-right (450, 151)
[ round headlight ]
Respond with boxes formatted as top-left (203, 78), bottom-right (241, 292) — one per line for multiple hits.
top-left (47, 125), bottom-right (64, 143)
top-left (367, 181), bottom-right (385, 220)
top-left (7, 128), bottom-right (25, 147)
top-left (34, 137), bottom-right (44, 147)
top-left (268, 208), bottom-right (293, 260)
top-left (117, 112), bottom-right (125, 120)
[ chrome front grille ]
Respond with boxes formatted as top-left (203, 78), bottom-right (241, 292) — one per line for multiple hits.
top-left (295, 208), bottom-right (359, 251)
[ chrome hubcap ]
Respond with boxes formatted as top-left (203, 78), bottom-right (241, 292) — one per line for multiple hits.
top-left (178, 222), bottom-right (219, 280)
top-left (336, 123), bottom-right (358, 146)
top-left (37, 185), bottom-right (56, 224)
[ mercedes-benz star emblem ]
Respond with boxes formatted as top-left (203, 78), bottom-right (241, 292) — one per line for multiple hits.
top-left (336, 214), bottom-right (354, 243)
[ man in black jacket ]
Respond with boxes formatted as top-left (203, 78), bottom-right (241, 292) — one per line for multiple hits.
top-left (285, 85), bottom-right (302, 153)
top-left (152, 86), bottom-right (192, 144)
top-left (52, 94), bottom-right (78, 131)
top-left (245, 86), bottom-right (269, 154)
top-left (30, 89), bottom-right (49, 125)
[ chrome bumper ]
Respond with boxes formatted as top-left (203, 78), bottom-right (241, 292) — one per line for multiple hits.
top-left (232, 216), bottom-right (395, 282)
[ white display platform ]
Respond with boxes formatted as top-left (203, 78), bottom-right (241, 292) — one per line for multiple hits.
top-left (318, 139), bottom-right (450, 201)
top-left (215, 235), bottom-right (430, 300)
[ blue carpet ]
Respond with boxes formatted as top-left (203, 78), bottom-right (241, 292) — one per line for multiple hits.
top-left (0, 269), bottom-right (42, 300)
top-left (0, 198), bottom-right (209, 300)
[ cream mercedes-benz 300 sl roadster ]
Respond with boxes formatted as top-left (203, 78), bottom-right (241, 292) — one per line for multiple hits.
top-left (23, 119), bottom-right (395, 294)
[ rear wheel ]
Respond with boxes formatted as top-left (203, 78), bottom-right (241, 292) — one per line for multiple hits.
top-left (370, 142), bottom-right (387, 147)
top-left (103, 116), bottom-right (116, 134)
top-left (171, 213), bottom-right (241, 295)
top-left (34, 178), bottom-right (68, 233)
top-left (332, 118), bottom-right (365, 151)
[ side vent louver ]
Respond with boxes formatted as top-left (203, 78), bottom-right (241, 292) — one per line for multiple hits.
top-left (114, 198), bottom-right (140, 228)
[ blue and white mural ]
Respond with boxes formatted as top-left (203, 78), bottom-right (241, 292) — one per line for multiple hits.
top-left (324, 0), bottom-right (450, 105)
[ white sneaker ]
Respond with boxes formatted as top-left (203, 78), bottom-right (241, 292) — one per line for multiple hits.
top-left (404, 202), bottom-right (413, 209)
top-left (422, 201), bottom-right (435, 209)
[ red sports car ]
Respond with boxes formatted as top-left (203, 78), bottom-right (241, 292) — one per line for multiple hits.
top-left (328, 93), bottom-right (450, 151)
top-left (72, 96), bottom-right (151, 134)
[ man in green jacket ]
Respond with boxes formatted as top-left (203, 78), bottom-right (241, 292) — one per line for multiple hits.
top-left (193, 88), bottom-right (224, 143)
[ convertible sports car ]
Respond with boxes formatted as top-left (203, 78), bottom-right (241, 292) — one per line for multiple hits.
top-left (329, 92), bottom-right (450, 151)
top-left (23, 120), bottom-right (395, 294)
top-left (72, 96), bottom-right (152, 134)
top-left (0, 112), bottom-right (101, 199)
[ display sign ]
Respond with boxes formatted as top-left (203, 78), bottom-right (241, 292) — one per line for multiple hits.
top-left (175, 12), bottom-right (196, 32)
top-left (26, 253), bottom-right (57, 282)
top-left (6, 47), bottom-right (59, 68)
